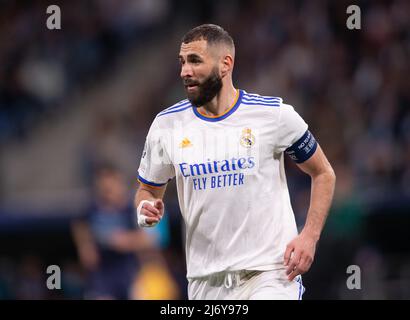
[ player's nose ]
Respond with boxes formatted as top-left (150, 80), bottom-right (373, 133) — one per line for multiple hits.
top-left (180, 64), bottom-right (193, 78)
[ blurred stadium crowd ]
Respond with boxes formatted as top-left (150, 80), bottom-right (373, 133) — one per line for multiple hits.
top-left (0, 0), bottom-right (409, 299)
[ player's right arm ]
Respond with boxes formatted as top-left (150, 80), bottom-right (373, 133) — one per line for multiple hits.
top-left (134, 182), bottom-right (166, 227)
top-left (135, 117), bottom-right (175, 227)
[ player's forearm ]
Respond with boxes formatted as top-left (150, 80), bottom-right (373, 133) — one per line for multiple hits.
top-left (302, 168), bottom-right (336, 241)
top-left (135, 184), bottom-right (166, 208)
top-left (135, 188), bottom-right (156, 206)
top-left (71, 221), bottom-right (95, 250)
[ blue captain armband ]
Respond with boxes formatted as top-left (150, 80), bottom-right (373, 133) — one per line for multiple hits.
top-left (285, 130), bottom-right (318, 163)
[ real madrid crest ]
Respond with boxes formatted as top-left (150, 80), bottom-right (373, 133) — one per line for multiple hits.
top-left (240, 128), bottom-right (255, 148)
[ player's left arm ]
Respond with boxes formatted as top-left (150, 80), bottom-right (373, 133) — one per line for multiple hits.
top-left (284, 144), bottom-right (336, 281)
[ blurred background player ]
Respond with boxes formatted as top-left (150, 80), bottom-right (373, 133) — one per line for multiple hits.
top-left (71, 165), bottom-right (174, 299)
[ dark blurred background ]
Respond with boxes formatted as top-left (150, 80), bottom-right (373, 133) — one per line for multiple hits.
top-left (0, 0), bottom-right (409, 299)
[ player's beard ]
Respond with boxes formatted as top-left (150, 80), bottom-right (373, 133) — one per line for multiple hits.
top-left (184, 67), bottom-right (223, 107)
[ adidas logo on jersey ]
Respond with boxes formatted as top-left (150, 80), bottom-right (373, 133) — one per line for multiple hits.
top-left (179, 137), bottom-right (193, 148)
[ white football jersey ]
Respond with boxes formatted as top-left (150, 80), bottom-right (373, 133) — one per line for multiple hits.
top-left (138, 89), bottom-right (317, 279)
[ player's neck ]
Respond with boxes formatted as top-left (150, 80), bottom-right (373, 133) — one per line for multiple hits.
top-left (199, 84), bottom-right (238, 117)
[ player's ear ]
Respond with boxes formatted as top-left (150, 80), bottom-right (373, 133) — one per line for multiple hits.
top-left (220, 54), bottom-right (233, 77)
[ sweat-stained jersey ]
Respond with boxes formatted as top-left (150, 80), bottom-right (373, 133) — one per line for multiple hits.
top-left (137, 89), bottom-right (318, 279)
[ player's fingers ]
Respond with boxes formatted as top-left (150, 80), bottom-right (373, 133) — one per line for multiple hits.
top-left (288, 253), bottom-right (312, 281)
top-left (286, 261), bottom-right (297, 276)
top-left (140, 206), bottom-right (158, 217)
top-left (145, 216), bottom-right (160, 225)
top-left (141, 209), bottom-right (157, 218)
top-left (137, 211), bottom-right (159, 228)
top-left (283, 244), bottom-right (294, 266)
top-left (142, 203), bottom-right (160, 216)
top-left (154, 199), bottom-right (163, 210)
top-left (298, 255), bottom-right (313, 274)
top-left (286, 251), bottom-right (301, 275)
top-left (287, 267), bottom-right (302, 281)
top-left (154, 199), bottom-right (164, 216)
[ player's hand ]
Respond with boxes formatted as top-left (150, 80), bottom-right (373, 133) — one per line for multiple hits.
top-left (283, 231), bottom-right (318, 281)
top-left (138, 199), bottom-right (164, 227)
top-left (79, 246), bottom-right (99, 270)
top-left (109, 231), bottom-right (132, 252)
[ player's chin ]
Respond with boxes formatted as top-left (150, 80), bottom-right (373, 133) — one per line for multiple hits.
top-left (185, 90), bottom-right (199, 102)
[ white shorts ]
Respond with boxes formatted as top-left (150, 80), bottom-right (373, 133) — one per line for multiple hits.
top-left (188, 269), bottom-right (305, 300)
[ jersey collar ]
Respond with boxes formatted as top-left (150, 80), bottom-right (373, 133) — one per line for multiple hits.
top-left (192, 89), bottom-right (243, 122)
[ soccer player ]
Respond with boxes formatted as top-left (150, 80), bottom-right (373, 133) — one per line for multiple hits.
top-left (135, 24), bottom-right (336, 300)
top-left (71, 165), bottom-right (154, 299)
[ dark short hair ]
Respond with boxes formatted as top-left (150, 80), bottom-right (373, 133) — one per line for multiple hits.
top-left (182, 24), bottom-right (234, 50)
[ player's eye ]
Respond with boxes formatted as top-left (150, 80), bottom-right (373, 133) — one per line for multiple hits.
top-left (188, 56), bottom-right (202, 64)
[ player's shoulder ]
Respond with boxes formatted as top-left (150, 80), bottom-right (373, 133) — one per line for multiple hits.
top-left (241, 90), bottom-right (300, 112)
top-left (148, 98), bottom-right (193, 130)
top-left (240, 90), bottom-right (285, 117)
top-left (155, 98), bottom-right (192, 120)
top-left (239, 91), bottom-right (303, 126)
top-left (241, 90), bottom-right (283, 108)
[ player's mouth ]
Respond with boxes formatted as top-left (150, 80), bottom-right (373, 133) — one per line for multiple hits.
top-left (186, 84), bottom-right (199, 92)
top-left (184, 79), bottom-right (200, 92)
